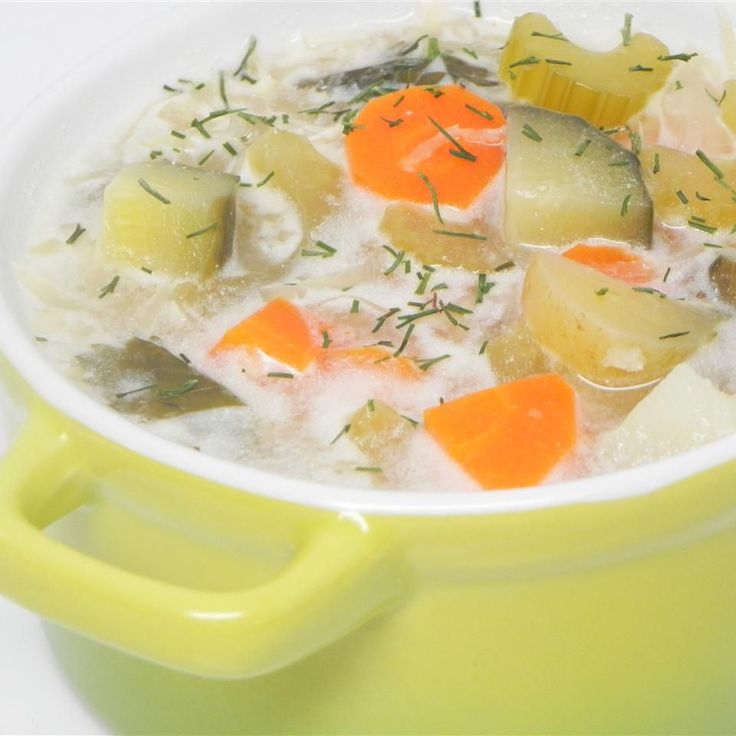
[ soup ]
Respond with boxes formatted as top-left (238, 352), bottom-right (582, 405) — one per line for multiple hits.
top-left (19, 8), bottom-right (736, 492)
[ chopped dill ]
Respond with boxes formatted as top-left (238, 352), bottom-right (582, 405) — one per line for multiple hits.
top-left (574, 139), bottom-right (592, 157)
top-left (509, 56), bottom-right (540, 69)
top-left (432, 229), bottom-right (487, 241)
top-left (394, 323), bottom-right (415, 357)
top-left (417, 354), bottom-right (451, 371)
top-left (223, 142), bottom-right (238, 156)
top-left (479, 340), bottom-right (488, 355)
top-left (696, 149), bottom-right (724, 179)
top-left (198, 149), bottom-right (215, 166)
top-left (658, 52), bottom-right (698, 62)
top-left (427, 116), bottom-right (477, 161)
top-left (355, 466), bottom-right (382, 473)
top-left (234, 37), bottom-right (257, 80)
top-left (663, 267), bottom-right (671, 283)
top-left (399, 34), bottom-right (429, 56)
top-left (418, 172), bottom-right (444, 224)
top-left (475, 272), bottom-right (494, 303)
top-left (372, 307), bottom-right (401, 333)
top-left (218, 70), bottom-right (229, 108)
top-left (267, 372), bottom-right (294, 379)
top-left (381, 116), bottom-right (404, 128)
top-left (629, 65), bottom-right (653, 72)
top-left (383, 245), bottom-right (406, 275)
top-left (621, 194), bottom-right (632, 216)
top-left (159, 379), bottom-right (200, 399)
top-left (521, 123), bottom-right (543, 142)
top-left (65, 223), bottom-right (86, 245)
top-left (676, 190), bottom-right (689, 204)
top-left (98, 275), bottom-right (120, 299)
top-left (545, 58), bottom-right (573, 66)
top-left (653, 152), bottom-right (661, 174)
top-left (190, 118), bottom-right (211, 139)
top-left (321, 330), bottom-right (332, 348)
top-left (186, 222), bottom-right (218, 239)
top-left (137, 178), bottom-right (170, 205)
top-left (473, 0), bottom-right (481, 18)
top-left (531, 30), bottom-right (568, 41)
top-left (350, 299), bottom-right (360, 314)
top-left (596, 287), bottom-right (609, 296)
top-left (170, 129), bottom-right (186, 139)
top-left (330, 424), bottom-right (350, 445)
top-left (257, 170), bottom-right (275, 187)
top-left (688, 218), bottom-right (717, 234)
top-left (658, 331), bottom-right (691, 340)
top-left (621, 13), bottom-right (633, 46)
top-left (494, 260), bottom-right (515, 272)
top-left (464, 103), bottom-right (495, 122)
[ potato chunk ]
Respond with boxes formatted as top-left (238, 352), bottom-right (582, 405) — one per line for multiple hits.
top-left (103, 162), bottom-right (239, 278)
top-left (597, 363), bottom-right (736, 469)
top-left (522, 251), bottom-right (721, 387)
top-left (247, 129), bottom-right (342, 238)
top-left (499, 13), bottom-right (672, 128)
top-left (505, 106), bottom-right (652, 249)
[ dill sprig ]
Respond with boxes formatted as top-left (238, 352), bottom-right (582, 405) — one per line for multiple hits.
top-left (432, 229), bottom-right (487, 241)
top-left (416, 354), bottom-right (451, 371)
top-left (521, 123), bottom-right (543, 142)
top-left (137, 178), bottom-right (170, 205)
top-left (98, 275), bottom-right (120, 299)
top-left (159, 379), bottom-right (199, 398)
top-left (621, 13), bottom-right (633, 46)
top-left (186, 223), bottom-right (218, 239)
top-left (267, 371), bottom-right (294, 379)
top-left (330, 424), bottom-right (350, 445)
top-left (394, 323), bottom-right (415, 356)
top-left (66, 223), bottom-right (86, 245)
top-left (418, 172), bottom-right (444, 224)
top-left (427, 116), bottom-right (477, 162)
top-left (302, 240), bottom-right (337, 258)
top-left (234, 37), bottom-right (257, 80)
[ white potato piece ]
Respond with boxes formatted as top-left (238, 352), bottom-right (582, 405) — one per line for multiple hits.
top-left (597, 363), bottom-right (736, 469)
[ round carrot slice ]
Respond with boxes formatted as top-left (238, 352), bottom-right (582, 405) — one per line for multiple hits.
top-left (346, 85), bottom-right (505, 208)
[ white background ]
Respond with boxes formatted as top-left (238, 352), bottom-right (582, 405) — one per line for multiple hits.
top-left (0, 5), bottom-right (175, 733)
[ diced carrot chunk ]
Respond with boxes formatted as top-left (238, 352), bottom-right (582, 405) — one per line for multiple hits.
top-left (317, 346), bottom-right (419, 379)
top-left (211, 298), bottom-right (318, 371)
top-left (346, 85), bottom-right (506, 208)
top-left (563, 244), bottom-right (655, 284)
top-left (424, 373), bottom-right (577, 489)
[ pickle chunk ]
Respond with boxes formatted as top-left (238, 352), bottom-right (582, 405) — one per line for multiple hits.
top-left (640, 146), bottom-right (736, 231)
top-left (505, 106), bottom-right (652, 249)
top-left (522, 251), bottom-right (721, 387)
top-left (103, 162), bottom-right (239, 278)
top-left (380, 203), bottom-right (505, 271)
top-left (349, 400), bottom-right (413, 463)
top-left (500, 13), bottom-right (672, 128)
top-left (247, 129), bottom-right (342, 239)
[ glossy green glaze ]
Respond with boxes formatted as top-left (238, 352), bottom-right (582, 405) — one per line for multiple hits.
top-left (1, 394), bottom-right (736, 732)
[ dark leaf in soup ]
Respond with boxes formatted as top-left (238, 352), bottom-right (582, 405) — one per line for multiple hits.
top-left (298, 56), bottom-right (432, 92)
top-left (77, 337), bottom-right (242, 420)
top-left (442, 54), bottom-right (499, 87)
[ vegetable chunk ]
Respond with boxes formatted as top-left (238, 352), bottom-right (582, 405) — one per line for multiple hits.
top-left (640, 146), bottom-right (736, 231)
top-left (563, 244), bottom-right (655, 284)
top-left (597, 363), bottom-right (736, 468)
top-left (381, 203), bottom-right (505, 271)
top-left (346, 84), bottom-right (505, 208)
top-left (424, 373), bottom-right (577, 489)
top-left (103, 162), bottom-right (239, 278)
top-left (499, 13), bottom-right (672, 128)
top-left (505, 106), bottom-right (652, 248)
top-left (522, 251), bottom-right (721, 387)
top-left (212, 298), bottom-right (318, 371)
top-left (247, 129), bottom-right (342, 238)
top-left (350, 400), bottom-right (414, 462)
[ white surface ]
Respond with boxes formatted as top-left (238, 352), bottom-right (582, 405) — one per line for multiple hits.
top-left (0, 6), bottom-right (172, 734)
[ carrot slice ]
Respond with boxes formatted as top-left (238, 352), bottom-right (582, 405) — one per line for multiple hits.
top-left (346, 84), bottom-right (505, 208)
top-left (211, 298), bottom-right (318, 371)
top-left (424, 373), bottom-right (577, 489)
top-left (563, 244), bottom-right (655, 284)
top-left (317, 346), bottom-right (419, 379)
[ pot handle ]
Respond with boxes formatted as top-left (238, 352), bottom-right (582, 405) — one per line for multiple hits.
top-left (0, 400), bottom-right (402, 679)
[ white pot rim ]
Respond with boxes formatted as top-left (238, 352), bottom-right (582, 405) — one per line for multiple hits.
top-left (1, 1), bottom-right (734, 518)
